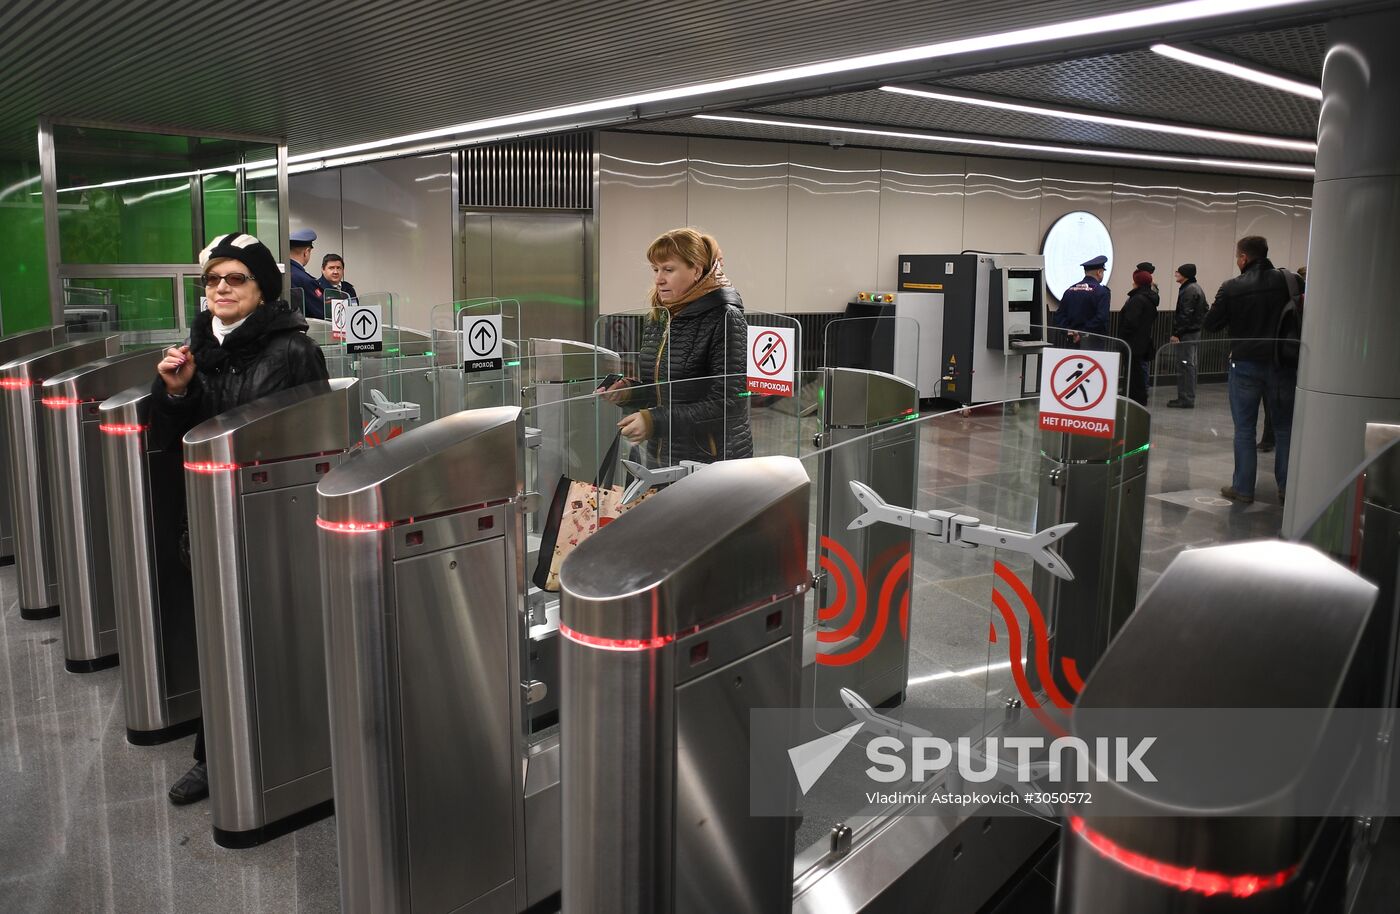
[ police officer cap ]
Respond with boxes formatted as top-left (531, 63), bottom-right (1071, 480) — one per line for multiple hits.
top-left (1080, 254), bottom-right (1108, 269)
top-left (289, 228), bottom-right (317, 245)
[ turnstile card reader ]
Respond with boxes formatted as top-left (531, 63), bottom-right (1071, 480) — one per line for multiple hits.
top-left (814, 367), bottom-right (919, 710)
top-left (0, 326), bottom-right (67, 566)
top-left (899, 254), bottom-right (1047, 404)
top-left (319, 406), bottom-right (533, 914)
top-left (1, 334), bottom-right (120, 617)
top-left (100, 384), bottom-right (201, 744)
top-left (44, 348), bottom-right (163, 672)
top-left (183, 378), bottom-right (359, 847)
top-left (560, 456), bottom-right (811, 914)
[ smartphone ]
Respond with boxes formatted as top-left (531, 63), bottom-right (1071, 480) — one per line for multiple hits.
top-left (599, 372), bottom-right (625, 389)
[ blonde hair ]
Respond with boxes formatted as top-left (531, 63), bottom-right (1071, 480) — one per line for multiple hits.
top-left (646, 227), bottom-right (721, 273)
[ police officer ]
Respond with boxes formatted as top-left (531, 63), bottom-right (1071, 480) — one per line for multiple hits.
top-left (1053, 254), bottom-right (1111, 345)
top-left (288, 228), bottom-right (325, 319)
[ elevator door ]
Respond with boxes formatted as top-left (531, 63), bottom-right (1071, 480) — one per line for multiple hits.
top-left (460, 212), bottom-right (589, 342)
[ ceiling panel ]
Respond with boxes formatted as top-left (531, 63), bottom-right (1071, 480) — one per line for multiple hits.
top-left (937, 47), bottom-right (1320, 138)
top-left (753, 89), bottom-right (1314, 162)
top-left (1199, 22), bottom-right (1328, 80)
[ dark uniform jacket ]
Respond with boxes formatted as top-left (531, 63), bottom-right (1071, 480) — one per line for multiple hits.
top-left (630, 286), bottom-right (752, 465)
top-left (1118, 286), bottom-right (1160, 360)
top-left (290, 259), bottom-right (325, 319)
top-left (318, 277), bottom-right (358, 300)
top-left (1172, 280), bottom-right (1208, 336)
top-left (1203, 258), bottom-right (1290, 363)
top-left (1053, 274), bottom-right (1110, 335)
top-left (149, 302), bottom-right (330, 450)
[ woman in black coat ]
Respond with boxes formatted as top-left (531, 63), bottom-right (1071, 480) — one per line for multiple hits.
top-left (1117, 268), bottom-right (1159, 406)
top-left (605, 228), bottom-right (752, 465)
top-left (156, 233), bottom-right (329, 805)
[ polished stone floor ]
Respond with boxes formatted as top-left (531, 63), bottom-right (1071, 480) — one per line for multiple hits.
top-left (2, 382), bottom-right (1283, 912)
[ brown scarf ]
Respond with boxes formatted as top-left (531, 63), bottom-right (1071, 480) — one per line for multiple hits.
top-left (649, 262), bottom-right (733, 317)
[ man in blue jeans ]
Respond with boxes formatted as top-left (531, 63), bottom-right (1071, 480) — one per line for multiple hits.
top-left (1203, 235), bottom-right (1295, 505)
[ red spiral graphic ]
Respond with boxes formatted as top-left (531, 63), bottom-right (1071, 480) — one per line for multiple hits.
top-left (989, 560), bottom-right (1083, 738)
top-left (817, 548), bottom-right (910, 668)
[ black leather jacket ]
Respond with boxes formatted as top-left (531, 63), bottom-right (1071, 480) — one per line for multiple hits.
top-left (1172, 280), bottom-right (1208, 335)
top-left (629, 287), bottom-right (752, 465)
top-left (149, 301), bottom-right (330, 450)
top-left (1204, 258), bottom-right (1290, 363)
top-left (1118, 286), bottom-right (1159, 361)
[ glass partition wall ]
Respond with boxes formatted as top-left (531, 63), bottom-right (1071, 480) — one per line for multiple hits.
top-left (38, 119), bottom-right (287, 333)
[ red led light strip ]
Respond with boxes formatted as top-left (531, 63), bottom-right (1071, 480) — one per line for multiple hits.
top-left (315, 517), bottom-right (396, 533)
top-left (184, 461), bottom-right (240, 474)
top-left (41, 396), bottom-right (85, 409)
top-left (1069, 816), bottom-right (1296, 899)
top-left (0, 378), bottom-right (33, 389)
top-left (99, 423), bottom-right (146, 435)
top-left (558, 622), bottom-right (676, 652)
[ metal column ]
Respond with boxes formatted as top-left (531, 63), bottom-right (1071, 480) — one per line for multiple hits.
top-left (560, 456), bottom-right (811, 914)
top-left (100, 384), bottom-right (201, 744)
top-left (0, 334), bottom-right (119, 617)
top-left (183, 378), bottom-right (359, 847)
top-left (319, 406), bottom-right (534, 914)
top-left (0, 326), bottom-right (66, 566)
top-left (813, 367), bottom-right (919, 709)
top-left (43, 349), bottom-right (164, 672)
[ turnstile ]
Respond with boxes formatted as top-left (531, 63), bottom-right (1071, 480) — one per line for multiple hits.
top-left (183, 378), bottom-right (359, 847)
top-left (559, 456), bottom-right (811, 914)
top-left (100, 384), bottom-right (201, 743)
top-left (813, 367), bottom-right (919, 709)
top-left (0, 326), bottom-right (67, 566)
top-left (43, 348), bottom-right (163, 671)
top-left (1032, 399), bottom-right (1150, 693)
top-left (318, 406), bottom-right (542, 913)
top-left (0, 334), bottom-right (120, 617)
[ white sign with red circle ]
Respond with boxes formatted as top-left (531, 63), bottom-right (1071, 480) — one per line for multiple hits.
top-left (1038, 348), bottom-right (1120, 438)
top-left (747, 326), bottom-right (796, 397)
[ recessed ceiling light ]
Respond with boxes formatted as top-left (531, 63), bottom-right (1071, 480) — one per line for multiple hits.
top-left (1151, 45), bottom-right (1323, 100)
top-left (288, 0), bottom-right (1318, 166)
top-left (880, 85), bottom-right (1316, 152)
top-left (692, 113), bottom-right (1316, 176)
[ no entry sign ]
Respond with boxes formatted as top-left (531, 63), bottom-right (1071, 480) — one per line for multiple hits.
top-left (1038, 348), bottom-right (1120, 438)
top-left (746, 326), bottom-right (796, 397)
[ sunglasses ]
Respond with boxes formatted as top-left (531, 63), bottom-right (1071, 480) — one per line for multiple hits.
top-left (201, 271), bottom-right (255, 288)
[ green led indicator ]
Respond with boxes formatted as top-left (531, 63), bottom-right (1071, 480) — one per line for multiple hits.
top-left (505, 359), bottom-right (521, 367)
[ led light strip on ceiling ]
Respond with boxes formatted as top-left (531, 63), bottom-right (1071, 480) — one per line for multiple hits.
top-left (1151, 44), bottom-right (1323, 99)
top-left (879, 86), bottom-right (1317, 153)
top-left (692, 114), bottom-right (1315, 176)
top-left (286, 0), bottom-right (1322, 169)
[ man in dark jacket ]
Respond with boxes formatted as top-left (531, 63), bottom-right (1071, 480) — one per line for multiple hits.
top-left (1168, 263), bottom-right (1208, 408)
top-left (1053, 254), bottom-right (1111, 345)
top-left (1117, 269), bottom-right (1159, 406)
top-left (1203, 235), bottom-right (1294, 505)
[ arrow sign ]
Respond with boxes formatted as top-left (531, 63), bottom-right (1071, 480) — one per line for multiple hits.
top-left (345, 303), bottom-right (383, 353)
top-left (460, 312), bottom-right (504, 372)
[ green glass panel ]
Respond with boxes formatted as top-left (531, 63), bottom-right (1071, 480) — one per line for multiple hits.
top-left (202, 172), bottom-right (238, 240)
top-left (0, 158), bottom-right (50, 332)
top-left (64, 276), bottom-right (177, 328)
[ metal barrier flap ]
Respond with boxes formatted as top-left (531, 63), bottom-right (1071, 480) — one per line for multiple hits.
top-left (530, 338), bottom-right (620, 383)
top-left (560, 455), bottom-right (810, 642)
top-left (824, 367), bottom-right (918, 427)
top-left (0, 335), bottom-right (118, 381)
top-left (317, 405), bottom-right (522, 525)
top-left (0, 326), bottom-right (65, 364)
top-left (183, 378), bottom-right (359, 465)
top-left (43, 348), bottom-right (161, 401)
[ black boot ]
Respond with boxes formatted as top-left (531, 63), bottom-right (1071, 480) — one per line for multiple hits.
top-left (169, 761), bottom-right (209, 805)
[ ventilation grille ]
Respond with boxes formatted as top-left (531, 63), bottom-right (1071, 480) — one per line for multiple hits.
top-left (461, 133), bottom-right (593, 209)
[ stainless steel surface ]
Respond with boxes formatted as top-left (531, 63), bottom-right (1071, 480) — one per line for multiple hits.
top-left (0, 334), bottom-right (119, 613)
top-left (529, 338), bottom-right (619, 384)
top-left (318, 406), bottom-right (529, 913)
top-left (460, 212), bottom-right (588, 342)
top-left (100, 384), bottom-right (202, 737)
top-left (0, 327), bottom-right (66, 562)
top-left (823, 367), bottom-right (919, 429)
top-left (560, 456), bottom-right (813, 642)
top-left (43, 348), bottom-right (162, 666)
top-left (184, 378), bottom-right (357, 841)
top-left (529, 338), bottom-right (619, 530)
top-left (559, 456), bottom-right (809, 914)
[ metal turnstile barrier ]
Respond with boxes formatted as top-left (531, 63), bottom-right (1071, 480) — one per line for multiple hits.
top-left (183, 378), bottom-right (359, 847)
top-left (43, 349), bottom-right (163, 671)
top-left (559, 456), bottom-right (811, 914)
top-left (813, 367), bottom-right (919, 709)
top-left (0, 327), bottom-right (67, 566)
top-left (1032, 399), bottom-right (1150, 693)
top-left (0, 334), bottom-right (119, 617)
top-left (100, 384), bottom-right (201, 744)
top-left (318, 406), bottom-right (540, 913)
